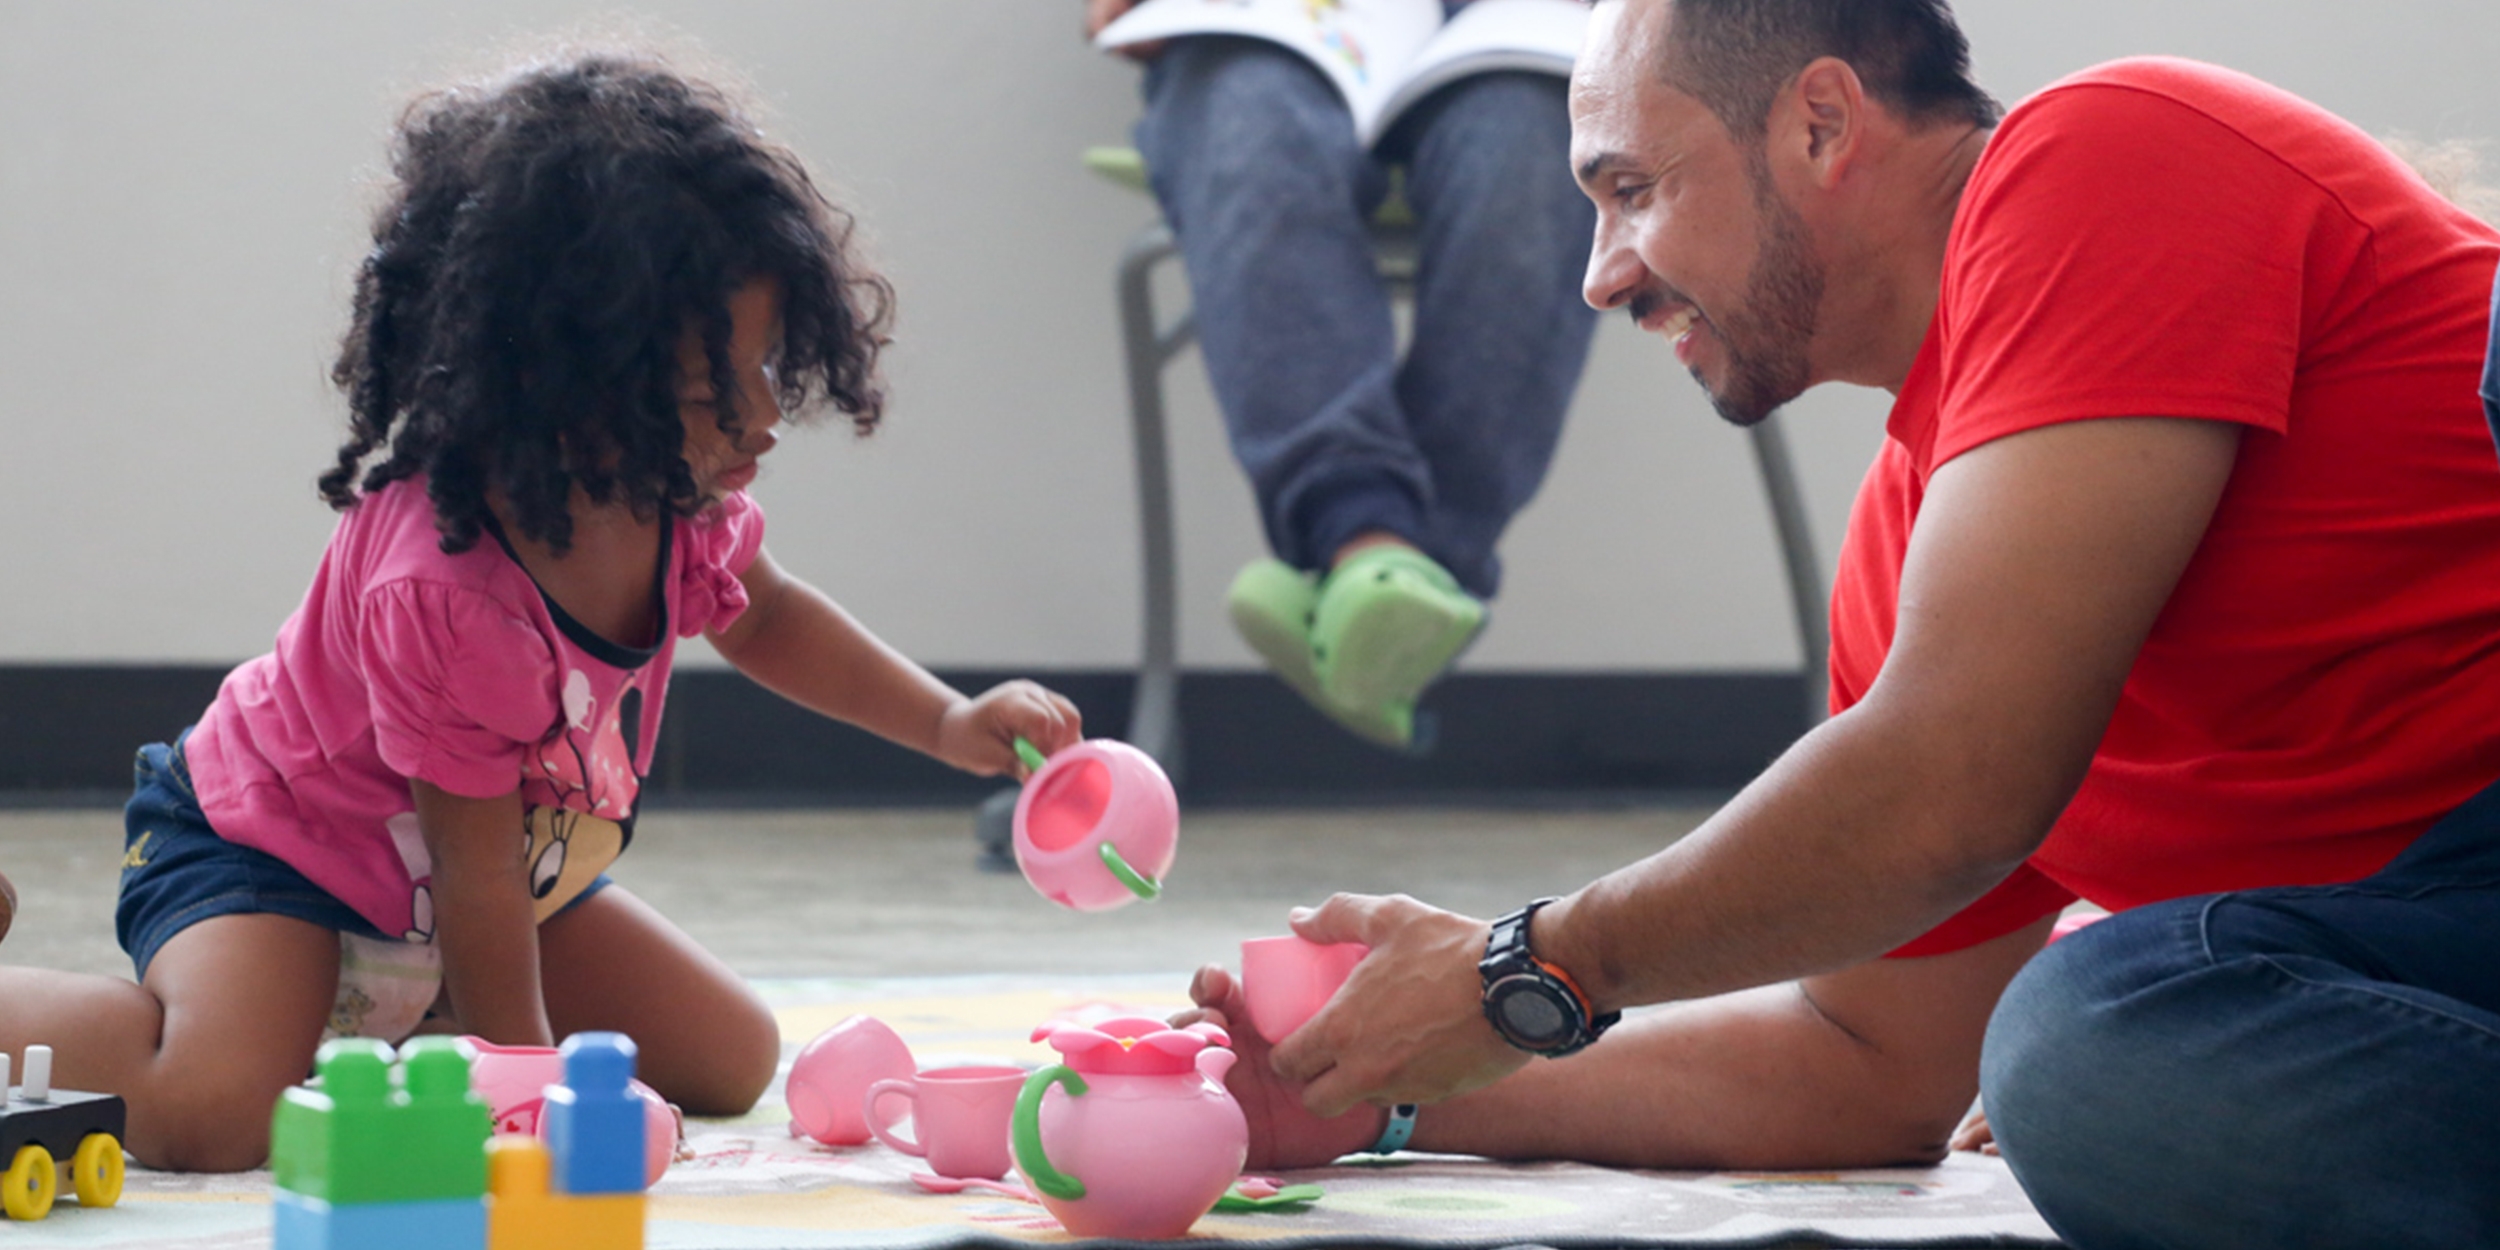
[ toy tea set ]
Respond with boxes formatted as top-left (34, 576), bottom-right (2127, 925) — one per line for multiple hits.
top-left (781, 736), bottom-right (1347, 1238)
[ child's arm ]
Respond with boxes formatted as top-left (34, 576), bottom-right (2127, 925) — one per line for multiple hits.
top-left (411, 780), bottom-right (554, 1045)
top-left (707, 549), bottom-right (1082, 775)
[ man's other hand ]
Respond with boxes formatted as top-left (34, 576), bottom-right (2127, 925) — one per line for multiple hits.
top-left (1085, 0), bottom-right (1166, 58)
top-left (1178, 966), bottom-right (1383, 1168)
top-left (1269, 893), bottom-right (1531, 1117)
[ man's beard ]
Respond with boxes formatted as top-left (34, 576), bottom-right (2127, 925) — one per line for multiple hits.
top-left (1700, 183), bottom-right (1823, 428)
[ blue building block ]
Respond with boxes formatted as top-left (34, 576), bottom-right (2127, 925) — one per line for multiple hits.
top-left (542, 1033), bottom-right (644, 1196)
top-left (272, 1188), bottom-right (484, 1250)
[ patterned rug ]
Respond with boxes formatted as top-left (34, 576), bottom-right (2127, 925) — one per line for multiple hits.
top-left (7, 976), bottom-right (2062, 1248)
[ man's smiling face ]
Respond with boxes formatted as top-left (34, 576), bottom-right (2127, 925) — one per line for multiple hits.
top-left (1572, 0), bottom-right (1826, 427)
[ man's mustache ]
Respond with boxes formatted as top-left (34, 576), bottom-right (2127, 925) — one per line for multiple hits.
top-left (1628, 288), bottom-right (1688, 325)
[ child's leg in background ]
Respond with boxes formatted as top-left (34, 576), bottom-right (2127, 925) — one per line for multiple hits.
top-left (537, 884), bottom-right (778, 1116)
top-left (0, 913), bottom-right (337, 1171)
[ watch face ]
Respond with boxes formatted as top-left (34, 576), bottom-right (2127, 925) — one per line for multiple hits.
top-left (1490, 978), bottom-right (1570, 1046)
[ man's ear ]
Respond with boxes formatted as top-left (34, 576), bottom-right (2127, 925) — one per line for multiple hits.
top-left (1780, 56), bottom-right (1864, 187)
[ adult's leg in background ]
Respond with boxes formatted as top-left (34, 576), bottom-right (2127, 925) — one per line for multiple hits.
top-left (1135, 37), bottom-right (1429, 574)
top-left (1980, 787), bottom-right (2500, 1247)
top-left (1388, 71), bottom-right (1600, 599)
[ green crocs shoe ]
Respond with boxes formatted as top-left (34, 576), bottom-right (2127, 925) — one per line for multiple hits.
top-left (1227, 558), bottom-right (1420, 749)
top-left (1310, 545), bottom-right (1485, 717)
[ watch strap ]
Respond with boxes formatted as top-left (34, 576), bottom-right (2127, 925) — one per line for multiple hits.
top-left (1481, 898), bottom-right (1618, 1056)
top-left (1370, 1103), bottom-right (1418, 1154)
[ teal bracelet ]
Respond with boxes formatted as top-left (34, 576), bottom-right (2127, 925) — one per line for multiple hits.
top-left (1371, 1103), bottom-right (1419, 1154)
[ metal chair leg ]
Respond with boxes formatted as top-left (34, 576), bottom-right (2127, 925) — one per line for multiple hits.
top-left (1116, 223), bottom-right (1193, 773)
top-left (978, 223), bottom-right (1196, 870)
top-left (1746, 413), bottom-right (1828, 727)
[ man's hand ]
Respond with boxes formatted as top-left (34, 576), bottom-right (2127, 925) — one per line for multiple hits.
top-left (933, 680), bottom-right (1083, 779)
top-left (1267, 893), bottom-right (1529, 1117)
top-left (1085, 0), bottom-right (1166, 59)
top-left (1180, 967), bottom-right (1384, 1168)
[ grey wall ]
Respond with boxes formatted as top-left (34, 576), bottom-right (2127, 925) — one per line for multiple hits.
top-left (4, 1), bottom-right (2493, 673)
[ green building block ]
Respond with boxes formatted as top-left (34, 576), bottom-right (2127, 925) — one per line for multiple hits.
top-left (271, 1037), bottom-right (490, 1206)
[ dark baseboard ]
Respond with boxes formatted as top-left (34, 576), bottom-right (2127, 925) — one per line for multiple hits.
top-left (0, 664), bottom-right (1804, 807)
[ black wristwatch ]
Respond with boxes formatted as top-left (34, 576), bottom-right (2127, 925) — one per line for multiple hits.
top-left (1479, 898), bottom-right (1619, 1056)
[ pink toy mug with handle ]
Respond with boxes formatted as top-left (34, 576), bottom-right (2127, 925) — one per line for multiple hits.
top-left (866, 1065), bottom-right (1026, 1181)
top-left (1240, 935), bottom-right (1369, 1044)
top-left (1011, 738), bottom-right (1177, 912)
top-left (460, 1036), bottom-right (676, 1187)
top-left (786, 1015), bottom-right (917, 1146)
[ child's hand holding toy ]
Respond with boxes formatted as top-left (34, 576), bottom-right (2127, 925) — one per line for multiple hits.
top-left (935, 680), bottom-right (1084, 779)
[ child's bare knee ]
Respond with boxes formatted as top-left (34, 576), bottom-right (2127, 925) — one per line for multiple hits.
top-left (129, 1083), bottom-right (279, 1172)
top-left (671, 1002), bottom-right (779, 1117)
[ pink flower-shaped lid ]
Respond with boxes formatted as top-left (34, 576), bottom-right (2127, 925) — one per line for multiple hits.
top-left (1031, 1016), bottom-right (1229, 1076)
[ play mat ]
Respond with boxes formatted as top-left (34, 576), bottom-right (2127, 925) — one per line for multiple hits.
top-left (8, 975), bottom-right (2063, 1248)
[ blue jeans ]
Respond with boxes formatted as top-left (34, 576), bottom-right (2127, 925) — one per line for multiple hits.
top-left (1980, 778), bottom-right (2500, 1248)
top-left (119, 734), bottom-right (387, 978)
top-left (119, 733), bottom-right (611, 980)
top-left (1135, 36), bottom-right (1600, 599)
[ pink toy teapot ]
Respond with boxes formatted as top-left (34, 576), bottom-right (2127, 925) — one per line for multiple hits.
top-left (1011, 738), bottom-right (1178, 912)
top-left (1011, 1016), bottom-right (1247, 1239)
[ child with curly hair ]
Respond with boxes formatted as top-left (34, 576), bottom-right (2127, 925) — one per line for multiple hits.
top-left (0, 50), bottom-right (1081, 1171)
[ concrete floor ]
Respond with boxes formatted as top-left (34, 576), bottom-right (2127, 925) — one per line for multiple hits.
top-left (0, 803), bottom-right (1712, 983)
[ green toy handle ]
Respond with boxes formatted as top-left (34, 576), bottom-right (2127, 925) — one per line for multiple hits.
top-left (1014, 737), bottom-right (1050, 775)
top-left (1100, 843), bottom-right (1162, 900)
top-left (1012, 1065), bottom-right (1089, 1201)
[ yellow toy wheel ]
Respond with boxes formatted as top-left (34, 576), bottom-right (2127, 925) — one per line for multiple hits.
top-left (3, 1143), bottom-right (56, 1221)
top-left (71, 1134), bottom-right (123, 1208)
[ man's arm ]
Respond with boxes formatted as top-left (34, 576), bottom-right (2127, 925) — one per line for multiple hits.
top-left (1196, 914), bottom-right (2049, 1170)
top-left (1278, 416), bottom-right (2242, 1115)
top-left (1409, 915), bottom-right (2054, 1169)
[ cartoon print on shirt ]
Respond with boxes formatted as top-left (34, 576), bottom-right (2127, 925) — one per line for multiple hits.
top-left (520, 670), bottom-right (643, 921)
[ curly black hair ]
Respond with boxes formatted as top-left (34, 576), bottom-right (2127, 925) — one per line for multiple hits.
top-left (321, 51), bottom-right (894, 555)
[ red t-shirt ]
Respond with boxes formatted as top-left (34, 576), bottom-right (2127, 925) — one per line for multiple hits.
top-left (1826, 58), bottom-right (2500, 957)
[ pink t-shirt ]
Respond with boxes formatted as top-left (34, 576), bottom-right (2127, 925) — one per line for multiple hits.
top-left (184, 478), bottom-right (764, 941)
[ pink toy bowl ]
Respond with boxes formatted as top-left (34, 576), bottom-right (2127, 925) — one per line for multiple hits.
top-left (786, 1015), bottom-right (918, 1146)
top-left (1011, 738), bottom-right (1178, 912)
top-left (1240, 935), bottom-right (1369, 1044)
top-left (460, 1036), bottom-right (675, 1187)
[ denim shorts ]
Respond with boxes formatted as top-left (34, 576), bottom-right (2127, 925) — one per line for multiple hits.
top-left (116, 732), bottom-right (611, 981)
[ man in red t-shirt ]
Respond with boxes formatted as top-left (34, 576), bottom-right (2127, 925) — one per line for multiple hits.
top-left (1181, 1), bottom-right (2500, 1245)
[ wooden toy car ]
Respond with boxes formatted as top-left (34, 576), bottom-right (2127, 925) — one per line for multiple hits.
top-left (2, 1047), bottom-right (126, 1221)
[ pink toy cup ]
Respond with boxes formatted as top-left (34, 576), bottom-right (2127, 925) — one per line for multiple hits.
top-left (1011, 738), bottom-right (1178, 912)
top-left (1239, 936), bottom-right (1369, 1043)
top-left (785, 1015), bottom-right (917, 1146)
top-left (865, 1065), bottom-right (1026, 1180)
top-left (459, 1036), bottom-right (676, 1187)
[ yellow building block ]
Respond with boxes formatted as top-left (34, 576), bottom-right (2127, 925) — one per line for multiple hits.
top-left (486, 1135), bottom-right (642, 1250)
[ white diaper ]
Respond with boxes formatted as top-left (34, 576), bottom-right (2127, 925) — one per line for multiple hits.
top-left (326, 932), bottom-right (445, 1044)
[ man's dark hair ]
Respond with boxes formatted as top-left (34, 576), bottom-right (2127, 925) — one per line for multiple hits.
top-left (1660, 0), bottom-right (2002, 142)
top-left (321, 51), bottom-right (894, 556)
